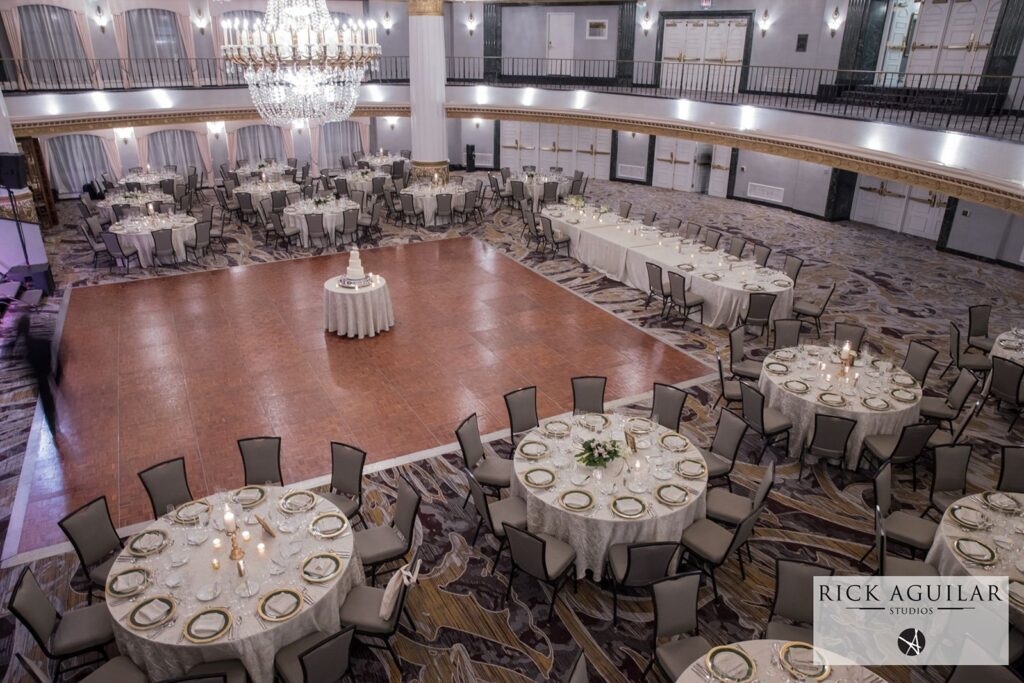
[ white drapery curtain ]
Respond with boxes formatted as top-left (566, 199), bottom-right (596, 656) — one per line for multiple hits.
top-left (45, 134), bottom-right (112, 196)
top-left (17, 4), bottom-right (89, 87)
top-left (318, 121), bottom-right (363, 170)
top-left (235, 125), bottom-right (285, 166)
top-left (99, 135), bottom-right (122, 179)
top-left (144, 129), bottom-right (204, 175)
top-left (1, 9), bottom-right (23, 88)
top-left (125, 8), bottom-right (189, 87)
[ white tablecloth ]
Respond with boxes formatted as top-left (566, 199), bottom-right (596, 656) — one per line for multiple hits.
top-left (401, 186), bottom-right (467, 226)
top-left (121, 172), bottom-right (178, 187)
top-left (96, 191), bottom-right (173, 223)
top-left (283, 199), bottom-right (359, 248)
top-left (109, 216), bottom-right (197, 267)
top-left (339, 171), bottom-right (390, 197)
top-left (323, 276), bottom-right (395, 339)
top-left (236, 181), bottom-right (296, 205)
top-left (512, 175), bottom-right (571, 212)
top-left (675, 640), bottom-right (885, 683)
top-left (758, 345), bottom-right (921, 466)
top-left (510, 413), bottom-right (707, 580)
top-left (108, 488), bottom-right (363, 683)
top-left (361, 154), bottom-right (403, 171)
top-left (237, 163), bottom-right (292, 181)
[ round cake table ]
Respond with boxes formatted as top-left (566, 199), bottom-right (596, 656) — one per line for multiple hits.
top-left (107, 487), bottom-right (363, 683)
top-left (675, 639), bottom-right (885, 683)
top-left (109, 215), bottom-right (197, 267)
top-left (283, 198), bottom-right (360, 248)
top-left (323, 275), bottom-right (395, 339)
top-left (510, 413), bottom-right (708, 580)
top-left (758, 345), bottom-right (922, 466)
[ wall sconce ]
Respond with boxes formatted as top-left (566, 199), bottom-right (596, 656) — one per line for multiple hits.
top-left (827, 6), bottom-right (843, 37)
top-left (385, 116), bottom-right (398, 130)
top-left (639, 11), bottom-right (654, 37)
top-left (206, 121), bottom-right (225, 140)
top-left (114, 127), bottom-right (133, 145)
top-left (94, 5), bottom-right (108, 33)
top-left (465, 12), bottom-right (477, 36)
top-left (473, 117), bottom-right (482, 129)
top-left (292, 119), bottom-right (305, 134)
top-left (381, 11), bottom-right (393, 36)
top-left (758, 9), bottom-right (771, 37)
top-left (193, 8), bottom-right (208, 35)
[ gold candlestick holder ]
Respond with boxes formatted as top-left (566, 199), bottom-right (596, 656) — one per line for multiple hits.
top-left (228, 531), bottom-right (245, 561)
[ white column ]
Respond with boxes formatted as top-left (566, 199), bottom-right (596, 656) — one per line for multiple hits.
top-left (0, 90), bottom-right (19, 154)
top-left (408, 0), bottom-right (449, 181)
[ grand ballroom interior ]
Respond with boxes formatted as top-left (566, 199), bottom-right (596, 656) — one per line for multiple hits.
top-left (0, 0), bottom-right (1023, 681)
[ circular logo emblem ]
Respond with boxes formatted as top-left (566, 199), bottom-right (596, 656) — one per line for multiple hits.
top-left (897, 628), bottom-right (926, 656)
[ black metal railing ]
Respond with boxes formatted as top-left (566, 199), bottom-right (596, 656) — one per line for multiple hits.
top-left (3, 55), bottom-right (1023, 142)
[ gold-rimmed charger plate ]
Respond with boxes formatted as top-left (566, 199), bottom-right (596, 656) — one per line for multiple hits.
top-left (301, 552), bottom-right (344, 584)
top-left (523, 467), bottom-right (557, 489)
top-left (818, 392), bottom-right (846, 407)
top-left (772, 279), bottom-right (792, 288)
top-left (658, 432), bottom-right (690, 452)
top-left (278, 490), bottom-right (317, 514)
top-left (655, 483), bottom-right (689, 507)
top-left (676, 263), bottom-right (695, 272)
top-left (625, 417), bottom-right (655, 434)
top-left (576, 413), bottom-right (610, 431)
top-left (309, 512), bottom-right (348, 539)
top-left (127, 595), bottom-right (176, 631)
top-left (518, 441), bottom-right (550, 460)
top-left (699, 245), bottom-right (715, 253)
top-left (779, 641), bottom-right (831, 681)
top-left (677, 459), bottom-right (707, 479)
top-left (861, 396), bottom-right (891, 411)
top-left (106, 567), bottom-right (151, 598)
top-left (784, 379), bottom-right (809, 394)
top-left (183, 607), bottom-right (231, 644)
top-left (542, 420), bottom-right (572, 438)
top-left (560, 489), bottom-right (595, 512)
top-left (172, 499), bottom-right (211, 524)
top-left (232, 485), bottom-right (267, 508)
top-left (1010, 579), bottom-right (1024, 609)
top-left (742, 283), bottom-right (764, 292)
top-left (774, 349), bottom-right (796, 361)
top-left (127, 529), bottom-right (170, 557)
top-left (949, 504), bottom-right (987, 530)
top-left (889, 388), bottom-right (918, 403)
top-left (765, 362), bottom-right (789, 375)
top-left (704, 645), bottom-right (756, 683)
top-left (702, 273), bottom-right (721, 281)
top-left (982, 491), bottom-right (1021, 512)
top-left (953, 537), bottom-right (998, 565)
top-left (258, 588), bottom-right (303, 622)
top-left (892, 373), bottom-right (916, 387)
top-left (610, 495), bottom-right (647, 519)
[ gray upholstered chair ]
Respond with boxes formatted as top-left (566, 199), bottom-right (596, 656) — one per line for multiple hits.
top-left (703, 229), bottom-right (722, 249)
top-left (274, 625), bottom-right (355, 683)
top-left (704, 408), bottom-right (747, 490)
top-left (100, 232), bottom-right (140, 274)
top-left (874, 505), bottom-right (938, 576)
top-left (901, 340), bottom-right (939, 386)
top-left (941, 321), bottom-right (991, 379)
top-left (834, 322), bottom-right (866, 352)
top-left (643, 262), bottom-right (668, 315)
top-left (455, 413), bottom-right (512, 507)
top-left (679, 503), bottom-right (764, 599)
top-left (763, 558), bottom-right (834, 641)
top-left (639, 571), bottom-right (710, 680)
top-left (185, 659), bottom-right (249, 683)
top-left (665, 271), bottom-right (704, 327)
top-left (651, 383), bottom-right (688, 431)
top-left (998, 446), bottom-right (1024, 493)
top-left (857, 422), bottom-right (937, 490)
top-left (662, 216), bottom-right (682, 233)
top-left (782, 254), bottom-right (803, 283)
top-left (727, 236), bottom-right (746, 258)
top-left (17, 652), bottom-right (145, 683)
top-left (946, 666), bottom-right (1023, 683)
top-left (740, 381), bottom-right (792, 464)
top-left (237, 436), bottom-right (283, 485)
top-left (967, 304), bottom-right (996, 353)
top-left (304, 213), bottom-right (330, 249)
top-left (269, 212), bottom-right (301, 249)
top-left (8, 567), bottom-right (115, 680)
top-left (799, 413), bottom-right (856, 478)
top-left (58, 496), bottom-right (122, 603)
top-left (80, 225), bottom-right (109, 269)
top-left (435, 193), bottom-right (454, 227)
top-left (354, 476), bottom-right (420, 584)
top-left (540, 216), bottom-right (569, 257)
top-left (138, 456), bottom-right (193, 518)
top-left (707, 460), bottom-right (775, 526)
top-left (184, 220), bottom-right (211, 261)
top-left (712, 352), bottom-right (742, 412)
top-left (740, 292), bottom-right (776, 340)
top-left (792, 280), bottom-right (835, 338)
top-left (321, 442), bottom-right (366, 528)
top-left (510, 181), bottom-right (526, 213)
top-left (151, 228), bottom-right (177, 266)
top-left (618, 200), bottom-right (632, 218)
top-left (568, 651), bottom-right (589, 683)
top-left (729, 325), bottom-right (762, 381)
top-left (753, 243), bottom-right (771, 266)
top-left (684, 222), bottom-right (701, 240)
top-left (571, 376), bottom-right (606, 415)
top-left (339, 550), bottom-right (420, 667)
top-left (923, 445), bottom-right (971, 519)
top-left (641, 208), bottom-right (657, 225)
top-left (772, 318), bottom-right (802, 350)
top-left (920, 368), bottom-right (977, 431)
top-left (336, 208), bottom-right (359, 247)
top-left (540, 181), bottom-right (559, 210)
top-left (502, 523), bottom-right (577, 621)
top-left (927, 399), bottom-right (981, 453)
top-left (866, 461), bottom-right (937, 561)
top-left (605, 541), bottom-right (678, 624)
top-left (466, 470), bottom-right (526, 565)
top-left (504, 386), bottom-right (539, 446)
top-left (988, 357), bottom-right (1024, 434)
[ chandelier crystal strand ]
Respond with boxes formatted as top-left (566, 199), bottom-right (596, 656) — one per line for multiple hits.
top-left (222, 0), bottom-right (380, 126)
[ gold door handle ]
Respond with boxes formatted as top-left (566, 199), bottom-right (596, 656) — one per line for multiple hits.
top-left (858, 185), bottom-right (881, 194)
top-left (594, 151), bottom-right (610, 156)
top-left (908, 196), bottom-right (931, 204)
top-left (674, 160), bottom-right (692, 165)
top-left (656, 157), bottom-right (674, 163)
top-left (912, 43), bottom-right (938, 50)
top-left (711, 164), bottom-right (729, 171)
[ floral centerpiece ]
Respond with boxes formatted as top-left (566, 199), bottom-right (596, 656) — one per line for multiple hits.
top-left (312, 196), bottom-right (331, 207)
top-left (123, 192), bottom-right (140, 202)
top-left (258, 163), bottom-right (267, 169)
top-left (526, 171), bottom-right (536, 182)
top-left (599, 204), bottom-right (609, 215)
top-left (575, 438), bottom-right (623, 469)
top-left (566, 195), bottom-right (585, 210)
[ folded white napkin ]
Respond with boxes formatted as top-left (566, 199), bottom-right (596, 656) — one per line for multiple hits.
top-left (285, 493), bottom-right (313, 510)
top-left (679, 461), bottom-right (703, 476)
top-left (318, 516), bottom-right (343, 532)
top-left (664, 435), bottom-right (686, 449)
top-left (661, 486), bottom-right (686, 503)
top-left (956, 506), bottom-right (982, 525)
top-left (236, 487), bottom-right (260, 503)
top-left (990, 493), bottom-right (1016, 508)
top-left (307, 557), bottom-right (335, 578)
top-left (958, 539), bottom-right (990, 559)
top-left (616, 498), bottom-right (643, 514)
top-left (266, 592), bottom-right (297, 617)
top-left (138, 599), bottom-right (170, 624)
top-left (564, 492), bottom-right (589, 508)
top-left (114, 571), bottom-right (144, 592)
top-left (192, 613), bottom-right (225, 637)
top-left (528, 471), bottom-right (553, 486)
top-left (134, 533), bottom-right (162, 551)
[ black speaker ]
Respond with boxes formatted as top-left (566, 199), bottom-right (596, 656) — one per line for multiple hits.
top-left (0, 153), bottom-right (28, 189)
top-left (7, 264), bottom-right (55, 295)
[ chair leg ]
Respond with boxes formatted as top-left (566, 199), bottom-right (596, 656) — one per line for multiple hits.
top-left (504, 566), bottom-right (516, 605)
top-left (403, 605), bottom-right (417, 633)
top-left (383, 637), bottom-right (400, 669)
top-left (857, 543), bottom-right (874, 564)
top-left (612, 581), bottom-right (619, 625)
top-left (471, 518), bottom-right (483, 545)
top-left (547, 579), bottom-right (562, 622)
top-left (461, 490), bottom-right (470, 509)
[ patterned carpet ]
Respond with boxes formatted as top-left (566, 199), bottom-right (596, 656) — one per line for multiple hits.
top-left (1, 174), bottom-right (1023, 682)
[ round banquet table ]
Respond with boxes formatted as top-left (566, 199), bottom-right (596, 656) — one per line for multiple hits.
top-left (361, 154), bottom-right (403, 171)
top-left (758, 345), bottom-right (922, 467)
top-left (323, 275), bottom-right (395, 339)
top-left (339, 170), bottom-right (391, 196)
top-left (283, 198), bottom-right (359, 248)
top-left (96, 190), bottom-right (173, 223)
top-left (236, 163), bottom-right (292, 180)
top-left (121, 172), bottom-right (178, 187)
top-left (925, 490), bottom-right (1024, 628)
top-left (511, 174), bottom-right (571, 212)
top-left (510, 413), bottom-right (708, 580)
top-left (109, 215), bottom-right (197, 267)
top-left (235, 180), bottom-right (296, 205)
top-left (401, 184), bottom-right (467, 226)
top-left (674, 639), bottom-right (885, 683)
top-left (107, 487), bottom-right (363, 683)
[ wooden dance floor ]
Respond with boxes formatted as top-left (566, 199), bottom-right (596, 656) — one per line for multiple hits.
top-left (17, 238), bottom-right (709, 552)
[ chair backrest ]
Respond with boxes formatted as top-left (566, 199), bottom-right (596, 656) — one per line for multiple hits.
top-left (336, 178), bottom-right (350, 198)
top-left (456, 413), bottom-right (485, 470)
top-left (305, 213), bottom-right (326, 238)
top-left (505, 386), bottom-right (539, 437)
top-left (746, 292), bottom-right (776, 323)
top-left (86, 215), bottom-right (103, 239)
top-left (466, 470), bottom-right (495, 532)
top-left (15, 653), bottom-right (51, 683)
top-left (902, 340), bottom-right (938, 384)
top-left (704, 229), bottom-right (722, 249)
top-left (663, 216), bottom-right (682, 232)
top-left (80, 225), bottom-right (101, 251)
top-left (809, 414), bottom-right (856, 461)
top-left (651, 571), bottom-right (702, 638)
top-left (968, 304), bottom-right (991, 339)
top-left (739, 381), bottom-right (767, 433)
top-left (998, 446), bottom-right (1024, 493)
top-left (711, 409), bottom-right (748, 466)
top-left (638, 208), bottom-right (657, 226)
top-left (622, 542), bottom-right (678, 586)
top-left (619, 200), bottom-right (632, 218)
top-left (667, 271), bottom-right (690, 307)
top-left (59, 496), bottom-right (122, 570)
top-left (541, 216), bottom-right (559, 244)
top-left (569, 178), bottom-right (583, 195)
top-left (371, 176), bottom-right (386, 195)
top-left (771, 558), bottom-right (835, 625)
top-left (834, 322), bottom-right (866, 352)
top-left (783, 254), bottom-right (803, 282)
top-left (501, 166), bottom-right (511, 182)
top-left (947, 321), bottom-right (963, 366)
top-left (504, 522), bottom-right (550, 579)
top-left (300, 626), bottom-right (356, 682)
top-left (751, 460), bottom-right (776, 509)
top-left (890, 422), bottom-right (938, 463)
top-left (152, 228), bottom-right (174, 254)
top-left (101, 231), bottom-right (126, 258)
top-left (543, 181), bottom-right (559, 203)
top-left (932, 445), bottom-right (971, 496)
top-left (138, 457), bottom-right (193, 518)
top-left (726, 505), bottom-right (765, 558)
top-left (330, 442), bottom-right (366, 500)
top-left (873, 460), bottom-right (894, 517)
top-left (463, 189), bottom-right (478, 212)
top-left (351, 189), bottom-right (365, 208)
top-left (728, 324), bottom-right (746, 367)
top-left (572, 376), bottom-right (606, 415)
top-left (160, 178), bottom-right (175, 195)
top-left (684, 222), bottom-right (701, 240)
top-left (990, 357), bottom-right (1024, 404)
top-left (193, 221), bottom-right (211, 246)
top-left (342, 208), bottom-right (359, 234)
top-left (645, 261), bottom-right (664, 295)
top-left (568, 651), bottom-right (589, 683)
top-left (401, 192), bottom-right (416, 213)
top-left (753, 243), bottom-right (772, 266)
top-left (511, 180), bottom-right (525, 202)
top-left (237, 192), bottom-right (255, 213)
top-left (9, 568), bottom-right (59, 655)
top-left (238, 436), bottom-right (283, 485)
top-left (773, 319), bottom-right (802, 350)
top-left (393, 476), bottom-right (421, 544)
top-left (522, 165), bottom-right (536, 173)
top-left (874, 505), bottom-right (888, 573)
top-left (945, 368), bottom-right (978, 412)
top-left (651, 382), bottom-right (687, 431)
top-left (727, 236), bottom-right (746, 258)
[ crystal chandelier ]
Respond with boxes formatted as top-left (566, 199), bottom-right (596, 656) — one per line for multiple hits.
top-left (221, 0), bottom-right (380, 126)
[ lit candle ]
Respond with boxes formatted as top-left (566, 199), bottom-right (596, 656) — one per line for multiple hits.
top-left (211, 558), bottom-right (220, 570)
top-left (241, 530), bottom-right (251, 542)
top-left (212, 537), bottom-right (222, 550)
top-left (224, 508), bottom-right (236, 534)
top-left (257, 542), bottom-right (266, 557)
top-left (236, 559), bottom-right (245, 577)
top-left (146, 163), bottom-right (150, 172)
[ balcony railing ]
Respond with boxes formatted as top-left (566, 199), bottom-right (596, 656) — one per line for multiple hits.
top-left (3, 55), bottom-right (1023, 142)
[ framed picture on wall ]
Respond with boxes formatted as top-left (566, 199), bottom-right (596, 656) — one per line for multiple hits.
top-left (586, 19), bottom-right (609, 40)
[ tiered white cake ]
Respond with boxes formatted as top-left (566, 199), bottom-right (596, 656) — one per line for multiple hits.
top-left (346, 248), bottom-right (365, 280)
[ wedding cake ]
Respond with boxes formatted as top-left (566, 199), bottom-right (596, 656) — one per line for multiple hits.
top-left (346, 248), bottom-right (365, 280)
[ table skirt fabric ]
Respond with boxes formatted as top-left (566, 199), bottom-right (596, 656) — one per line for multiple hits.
top-left (111, 224), bottom-right (196, 267)
top-left (324, 281), bottom-right (395, 339)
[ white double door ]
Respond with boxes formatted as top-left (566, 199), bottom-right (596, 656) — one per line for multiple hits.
top-left (906, 0), bottom-right (1001, 88)
top-left (660, 18), bottom-right (747, 93)
top-left (652, 137), bottom-right (711, 193)
top-left (546, 13), bottom-right (575, 76)
top-left (500, 121), bottom-right (611, 180)
top-left (876, 1), bottom-right (917, 85)
top-left (851, 174), bottom-right (946, 240)
top-left (707, 145), bottom-right (732, 198)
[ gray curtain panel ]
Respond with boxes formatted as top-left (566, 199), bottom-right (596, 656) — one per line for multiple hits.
top-left (320, 121), bottom-right (364, 168)
top-left (147, 129), bottom-right (204, 174)
top-left (17, 4), bottom-right (89, 87)
top-left (126, 8), bottom-right (187, 86)
top-left (46, 134), bottom-right (111, 196)
top-left (236, 125), bottom-right (284, 164)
